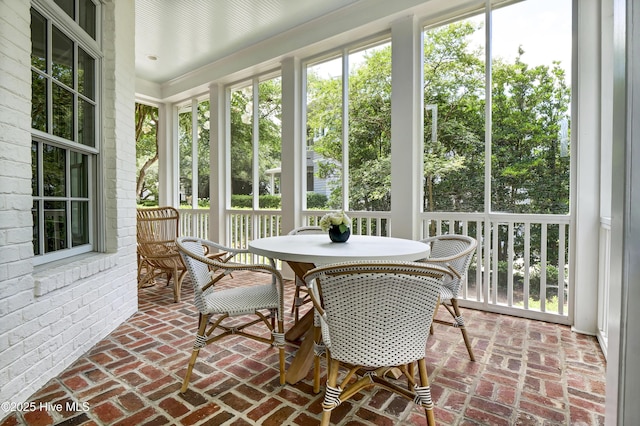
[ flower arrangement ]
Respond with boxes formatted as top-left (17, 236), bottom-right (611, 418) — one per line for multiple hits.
top-left (319, 210), bottom-right (351, 233)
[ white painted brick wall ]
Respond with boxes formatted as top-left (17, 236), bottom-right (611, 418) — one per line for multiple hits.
top-left (0, 0), bottom-right (138, 412)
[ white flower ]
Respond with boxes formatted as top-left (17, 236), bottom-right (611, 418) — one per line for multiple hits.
top-left (319, 210), bottom-right (351, 232)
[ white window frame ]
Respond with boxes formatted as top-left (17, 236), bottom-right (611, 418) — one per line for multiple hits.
top-left (302, 34), bottom-right (392, 213)
top-left (31, 0), bottom-right (102, 265)
top-left (226, 71), bottom-right (283, 211)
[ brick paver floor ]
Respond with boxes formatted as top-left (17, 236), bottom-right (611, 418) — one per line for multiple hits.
top-left (1, 271), bottom-right (606, 425)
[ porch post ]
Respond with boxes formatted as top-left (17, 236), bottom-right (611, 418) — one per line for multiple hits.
top-left (157, 102), bottom-right (178, 207)
top-left (573, 0), bottom-right (601, 335)
top-left (606, 0), bottom-right (640, 422)
top-left (209, 83), bottom-right (227, 243)
top-left (280, 56), bottom-right (302, 234)
top-left (390, 15), bottom-right (423, 240)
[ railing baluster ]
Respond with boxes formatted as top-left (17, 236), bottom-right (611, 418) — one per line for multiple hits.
top-left (475, 220), bottom-right (483, 303)
top-left (491, 221), bottom-right (498, 305)
top-left (507, 221), bottom-right (515, 307)
top-left (540, 223), bottom-right (548, 313)
top-left (524, 222), bottom-right (531, 311)
top-left (559, 223), bottom-right (566, 316)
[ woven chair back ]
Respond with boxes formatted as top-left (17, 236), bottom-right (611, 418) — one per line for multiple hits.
top-left (420, 235), bottom-right (477, 297)
top-left (175, 238), bottom-right (214, 313)
top-left (136, 207), bottom-right (182, 268)
top-left (305, 261), bottom-right (450, 368)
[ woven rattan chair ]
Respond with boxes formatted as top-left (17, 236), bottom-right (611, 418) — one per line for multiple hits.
top-left (176, 236), bottom-right (286, 392)
top-left (419, 234), bottom-right (478, 361)
top-left (288, 226), bottom-right (325, 322)
top-left (304, 261), bottom-right (453, 426)
top-left (136, 207), bottom-right (187, 302)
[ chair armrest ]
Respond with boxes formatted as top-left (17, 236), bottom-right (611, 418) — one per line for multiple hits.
top-left (200, 239), bottom-right (248, 255)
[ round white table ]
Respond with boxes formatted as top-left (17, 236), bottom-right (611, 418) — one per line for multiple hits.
top-left (248, 233), bottom-right (430, 384)
top-left (248, 234), bottom-right (430, 265)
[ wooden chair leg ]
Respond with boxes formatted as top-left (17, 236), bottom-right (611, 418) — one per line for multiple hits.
top-left (277, 319), bottom-right (286, 385)
top-left (451, 298), bottom-right (475, 361)
top-left (175, 269), bottom-right (186, 303)
top-left (417, 358), bottom-right (435, 426)
top-left (291, 281), bottom-right (300, 314)
top-left (181, 314), bottom-right (209, 393)
top-left (292, 280), bottom-right (307, 322)
top-left (321, 357), bottom-right (340, 426)
top-left (407, 361), bottom-right (415, 391)
top-left (169, 268), bottom-right (180, 302)
top-left (313, 325), bottom-right (323, 394)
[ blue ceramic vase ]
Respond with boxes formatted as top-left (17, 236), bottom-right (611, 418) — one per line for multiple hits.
top-left (328, 225), bottom-right (350, 243)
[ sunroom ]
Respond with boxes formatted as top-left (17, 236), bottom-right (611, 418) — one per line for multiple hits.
top-left (0, 0), bottom-right (638, 424)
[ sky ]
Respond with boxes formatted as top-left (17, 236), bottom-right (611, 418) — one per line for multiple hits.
top-left (311, 0), bottom-right (572, 81)
top-left (488, 0), bottom-right (572, 75)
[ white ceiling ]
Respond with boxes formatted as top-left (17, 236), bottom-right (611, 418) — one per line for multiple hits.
top-left (135, 0), bottom-right (359, 84)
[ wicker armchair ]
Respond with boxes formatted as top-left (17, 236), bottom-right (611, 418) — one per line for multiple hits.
top-left (419, 234), bottom-right (478, 361)
top-left (288, 226), bottom-right (325, 322)
top-left (304, 261), bottom-right (453, 426)
top-left (136, 207), bottom-right (186, 302)
top-left (176, 236), bottom-right (286, 392)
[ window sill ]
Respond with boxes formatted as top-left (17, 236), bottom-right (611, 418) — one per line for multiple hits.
top-left (33, 252), bottom-right (120, 297)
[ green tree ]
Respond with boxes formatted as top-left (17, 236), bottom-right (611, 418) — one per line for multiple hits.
top-left (135, 103), bottom-right (159, 204)
top-left (229, 79), bottom-right (282, 198)
top-left (424, 21), bottom-right (485, 213)
top-left (178, 101), bottom-right (211, 204)
top-left (306, 72), bottom-right (343, 208)
top-left (348, 46), bottom-right (392, 211)
top-left (491, 49), bottom-right (571, 264)
top-left (491, 49), bottom-right (571, 214)
top-left (305, 20), bottom-right (570, 273)
top-left (307, 46), bottom-right (394, 211)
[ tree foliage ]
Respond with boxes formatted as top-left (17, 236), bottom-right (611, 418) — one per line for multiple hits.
top-left (135, 103), bottom-right (159, 203)
top-left (491, 52), bottom-right (570, 214)
top-left (305, 21), bottom-right (570, 218)
top-left (423, 21), bottom-right (486, 212)
top-left (178, 102), bottom-right (211, 203)
top-left (229, 79), bottom-right (282, 197)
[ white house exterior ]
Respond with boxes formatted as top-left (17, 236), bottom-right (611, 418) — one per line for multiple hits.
top-left (0, 0), bottom-right (138, 407)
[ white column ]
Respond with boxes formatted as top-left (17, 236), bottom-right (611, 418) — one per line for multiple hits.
top-left (280, 56), bottom-right (302, 234)
top-left (191, 98), bottom-right (199, 208)
top-left (390, 15), bottom-right (423, 240)
top-left (209, 83), bottom-right (227, 243)
top-left (606, 0), bottom-right (640, 423)
top-left (157, 102), bottom-right (177, 207)
top-left (572, 0), bottom-right (601, 335)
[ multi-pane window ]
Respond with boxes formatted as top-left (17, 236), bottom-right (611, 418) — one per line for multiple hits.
top-left (178, 99), bottom-right (210, 207)
top-left (229, 76), bottom-right (282, 209)
top-left (54, 0), bottom-right (96, 39)
top-left (31, 2), bottom-right (99, 263)
top-left (423, 15), bottom-right (486, 213)
top-left (491, 0), bottom-right (571, 215)
top-left (422, 0), bottom-right (571, 215)
top-left (422, 0), bottom-right (572, 312)
top-left (305, 40), bottom-right (392, 212)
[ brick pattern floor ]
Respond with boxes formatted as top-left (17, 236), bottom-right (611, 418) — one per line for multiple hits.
top-left (1, 271), bottom-right (606, 426)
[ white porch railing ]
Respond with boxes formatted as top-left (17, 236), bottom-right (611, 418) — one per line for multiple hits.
top-left (227, 209), bottom-right (282, 264)
top-left (179, 208), bottom-right (209, 238)
top-left (302, 210), bottom-right (391, 236)
top-left (421, 212), bottom-right (572, 325)
top-left (178, 208), bottom-right (573, 324)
